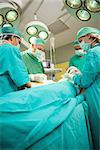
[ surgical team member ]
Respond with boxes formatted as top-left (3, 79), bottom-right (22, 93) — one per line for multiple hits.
top-left (22, 38), bottom-right (47, 82)
top-left (67, 27), bottom-right (100, 149)
top-left (69, 40), bottom-right (86, 72)
top-left (0, 27), bottom-right (34, 96)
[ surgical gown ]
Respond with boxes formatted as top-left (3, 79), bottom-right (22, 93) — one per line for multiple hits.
top-left (73, 43), bottom-right (100, 149)
top-left (0, 43), bottom-right (30, 96)
top-left (69, 54), bottom-right (86, 72)
top-left (22, 52), bottom-right (45, 74)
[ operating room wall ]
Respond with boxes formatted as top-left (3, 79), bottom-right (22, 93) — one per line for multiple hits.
top-left (55, 42), bottom-right (74, 64)
top-left (46, 42), bottom-right (74, 64)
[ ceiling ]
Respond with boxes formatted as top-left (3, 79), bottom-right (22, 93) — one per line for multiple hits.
top-left (2, 0), bottom-right (100, 49)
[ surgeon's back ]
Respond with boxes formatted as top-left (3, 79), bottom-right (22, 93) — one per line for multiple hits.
top-left (0, 43), bottom-right (29, 96)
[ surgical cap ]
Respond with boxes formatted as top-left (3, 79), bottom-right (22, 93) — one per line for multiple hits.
top-left (34, 38), bottom-right (45, 45)
top-left (73, 40), bottom-right (79, 46)
top-left (77, 27), bottom-right (100, 39)
top-left (0, 27), bottom-right (21, 39)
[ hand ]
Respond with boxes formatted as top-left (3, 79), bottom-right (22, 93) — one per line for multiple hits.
top-left (66, 66), bottom-right (81, 75)
top-left (25, 82), bottom-right (36, 88)
top-left (29, 74), bottom-right (47, 82)
top-left (62, 66), bottom-right (81, 82)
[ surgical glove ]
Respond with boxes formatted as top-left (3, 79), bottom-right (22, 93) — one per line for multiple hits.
top-left (29, 74), bottom-right (47, 82)
top-left (66, 66), bottom-right (81, 75)
top-left (63, 66), bottom-right (81, 82)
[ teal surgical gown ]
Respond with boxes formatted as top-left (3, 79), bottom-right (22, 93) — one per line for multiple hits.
top-left (69, 54), bottom-right (86, 72)
top-left (0, 43), bottom-right (30, 96)
top-left (22, 52), bottom-right (45, 74)
top-left (73, 43), bottom-right (100, 149)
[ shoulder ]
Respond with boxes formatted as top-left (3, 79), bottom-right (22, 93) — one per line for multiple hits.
top-left (1, 43), bottom-right (20, 54)
top-left (70, 55), bottom-right (77, 61)
top-left (88, 45), bottom-right (100, 57)
top-left (91, 44), bottom-right (100, 55)
top-left (86, 46), bottom-right (100, 63)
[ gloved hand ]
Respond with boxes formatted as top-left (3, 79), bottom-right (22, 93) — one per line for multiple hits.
top-left (29, 74), bottom-right (47, 82)
top-left (62, 66), bottom-right (81, 82)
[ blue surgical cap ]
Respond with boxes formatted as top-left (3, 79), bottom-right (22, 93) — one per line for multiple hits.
top-left (0, 27), bottom-right (21, 39)
top-left (77, 27), bottom-right (100, 39)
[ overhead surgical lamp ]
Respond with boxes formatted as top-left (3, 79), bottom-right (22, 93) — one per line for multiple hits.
top-left (0, 2), bottom-right (20, 27)
top-left (6, 10), bottom-right (18, 22)
top-left (24, 21), bottom-right (50, 44)
top-left (26, 26), bottom-right (38, 35)
top-left (76, 9), bottom-right (91, 20)
top-left (3, 23), bottom-right (13, 27)
top-left (63, 0), bottom-right (100, 21)
top-left (85, 0), bottom-right (100, 12)
top-left (66, 0), bottom-right (82, 9)
top-left (38, 31), bottom-right (49, 40)
top-left (28, 37), bottom-right (37, 44)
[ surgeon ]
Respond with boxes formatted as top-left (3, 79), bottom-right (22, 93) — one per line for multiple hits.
top-left (22, 38), bottom-right (47, 82)
top-left (66, 27), bottom-right (100, 149)
top-left (69, 40), bottom-right (86, 72)
top-left (0, 27), bottom-right (35, 96)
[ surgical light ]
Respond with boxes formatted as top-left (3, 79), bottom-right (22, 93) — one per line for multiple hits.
top-left (6, 10), bottom-right (18, 22)
top-left (27, 26), bottom-right (38, 35)
top-left (0, 15), bottom-right (4, 26)
top-left (63, 0), bottom-right (100, 21)
top-left (76, 9), bottom-right (91, 21)
top-left (0, 2), bottom-right (20, 27)
top-left (65, 0), bottom-right (82, 9)
top-left (24, 21), bottom-right (50, 44)
top-left (29, 36), bottom-right (37, 44)
top-left (85, 0), bottom-right (100, 12)
top-left (39, 31), bottom-right (48, 40)
top-left (3, 23), bottom-right (13, 27)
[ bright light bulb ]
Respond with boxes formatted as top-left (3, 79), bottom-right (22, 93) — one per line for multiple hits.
top-left (85, 0), bottom-right (100, 12)
top-left (76, 9), bottom-right (91, 21)
top-left (66, 0), bottom-right (82, 9)
top-left (6, 10), bottom-right (18, 22)
top-left (39, 31), bottom-right (48, 40)
top-left (3, 23), bottom-right (13, 27)
top-left (29, 36), bottom-right (36, 44)
top-left (27, 26), bottom-right (37, 35)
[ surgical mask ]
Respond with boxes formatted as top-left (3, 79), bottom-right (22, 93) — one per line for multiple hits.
top-left (79, 41), bottom-right (91, 52)
top-left (75, 49), bottom-right (85, 56)
top-left (34, 49), bottom-right (45, 61)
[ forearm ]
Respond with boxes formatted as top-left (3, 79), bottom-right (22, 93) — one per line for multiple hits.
top-left (25, 82), bottom-right (34, 88)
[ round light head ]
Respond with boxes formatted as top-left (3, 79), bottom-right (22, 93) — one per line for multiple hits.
top-left (65, 0), bottom-right (82, 9)
top-left (85, 0), bottom-right (100, 12)
top-left (39, 31), bottom-right (48, 40)
top-left (0, 3), bottom-right (20, 27)
top-left (6, 10), bottom-right (18, 22)
top-left (24, 20), bottom-right (50, 44)
top-left (3, 23), bottom-right (13, 27)
top-left (26, 26), bottom-right (38, 35)
top-left (29, 36), bottom-right (37, 44)
top-left (0, 14), bottom-right (4, 26)
top-left (76, 9), bottom-right (91, 21)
